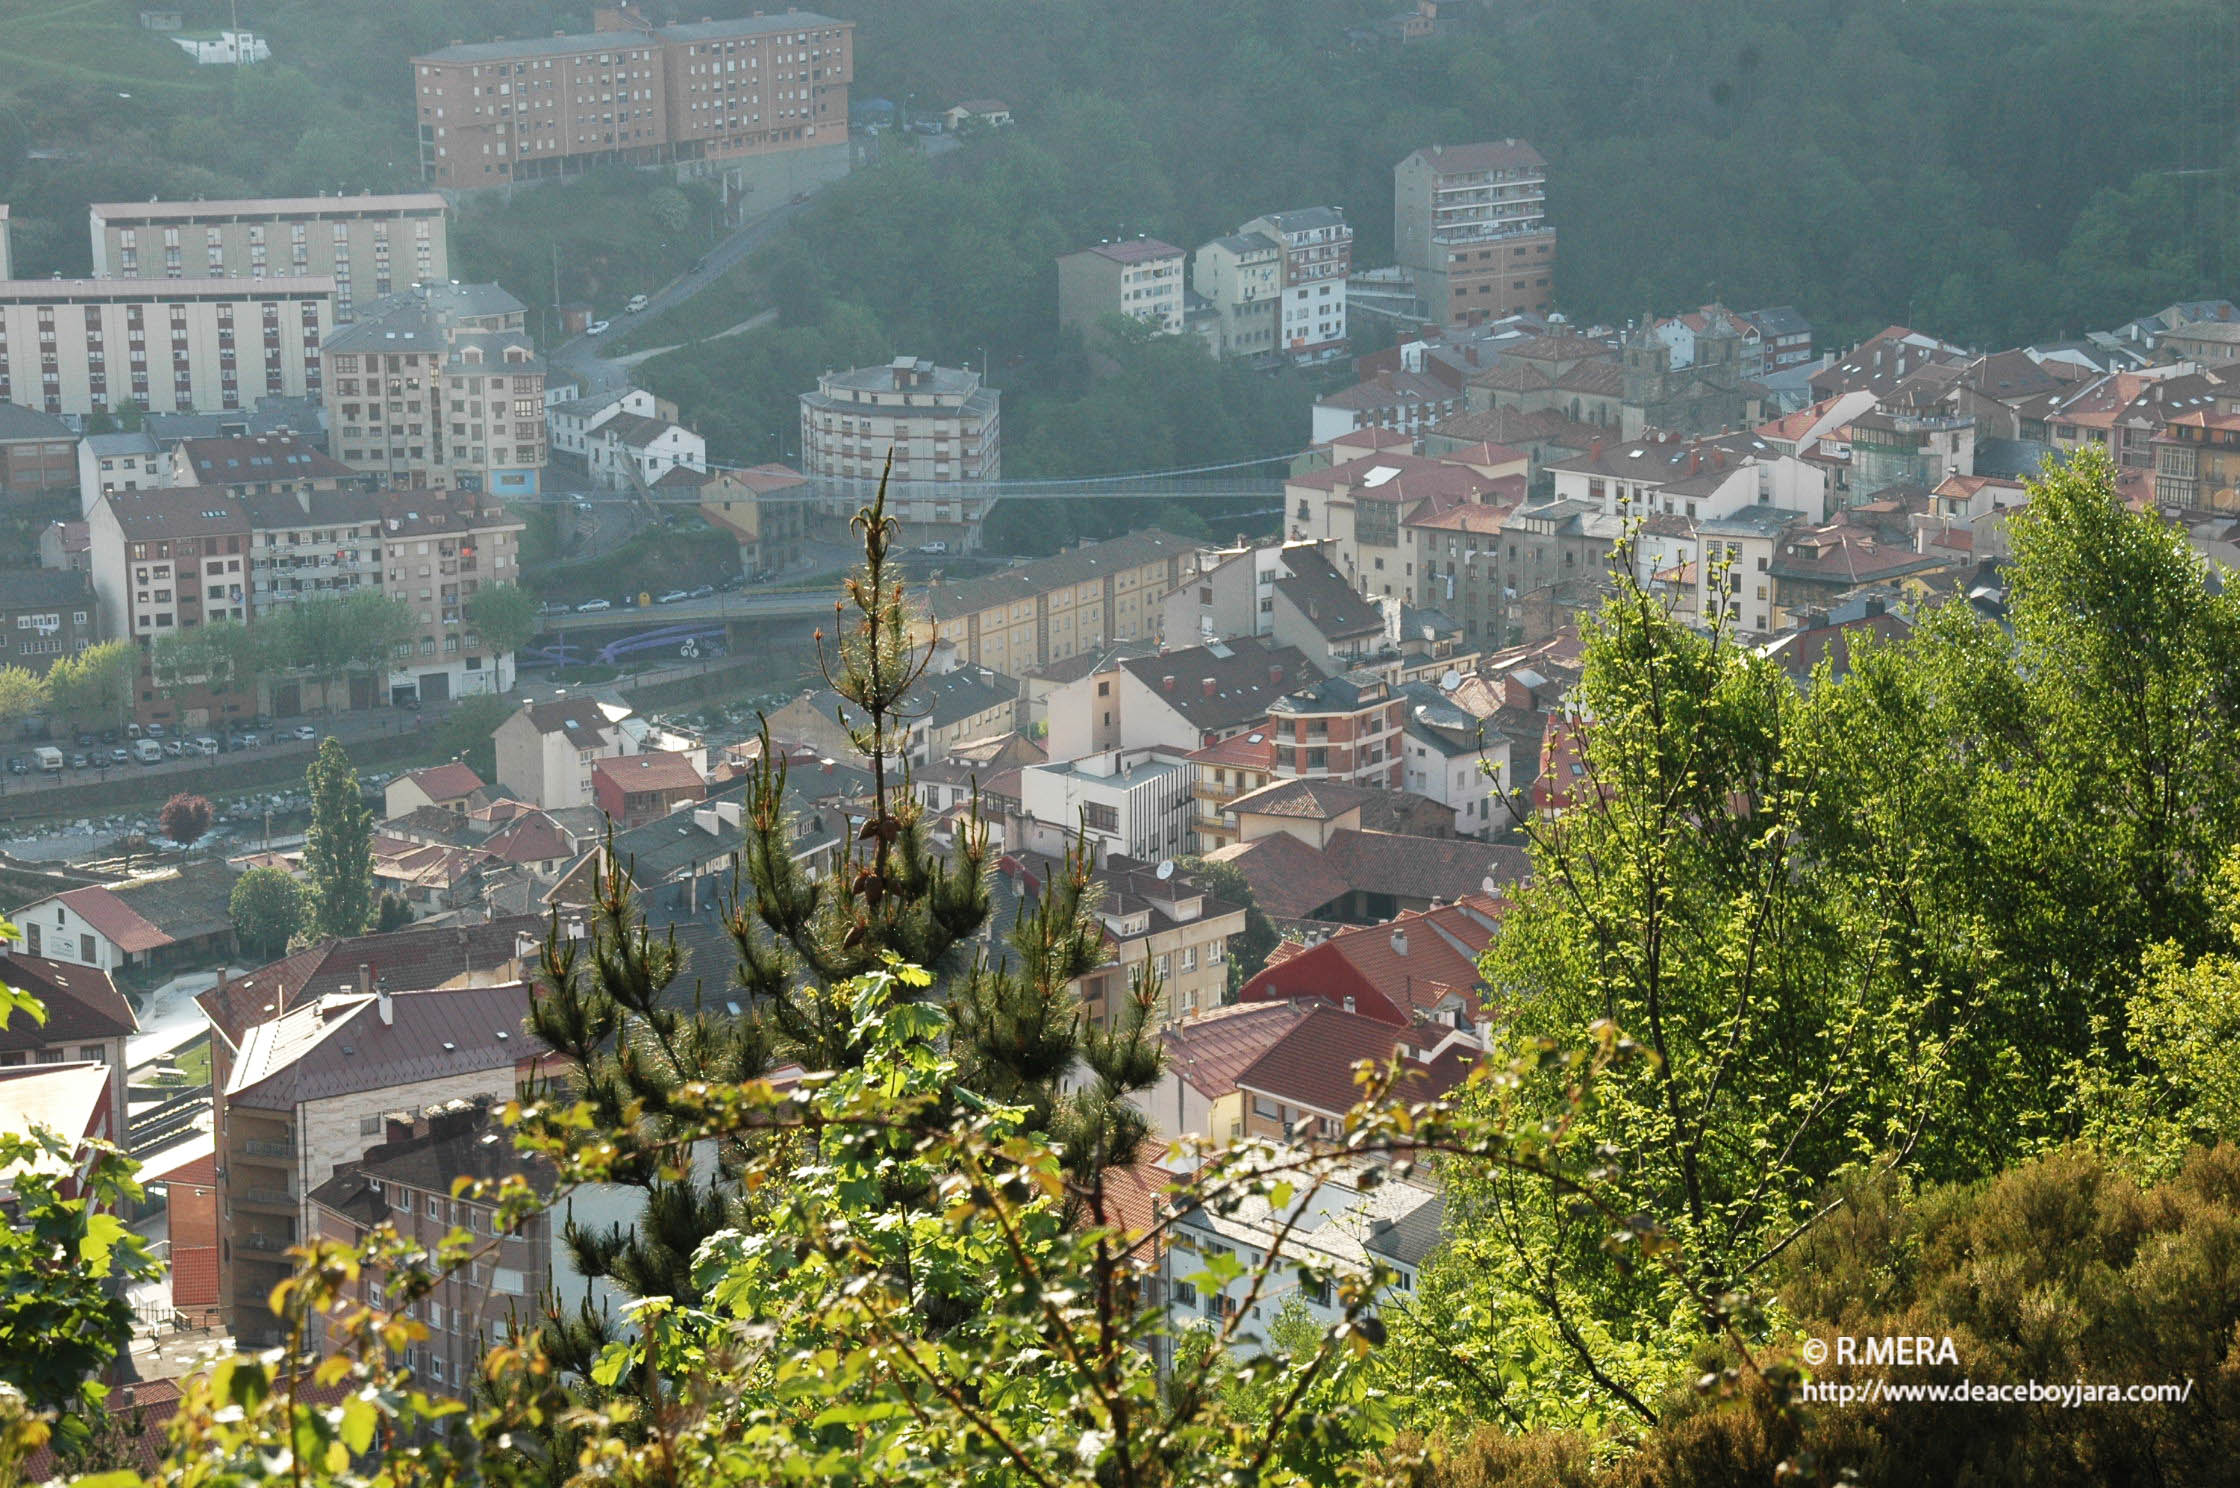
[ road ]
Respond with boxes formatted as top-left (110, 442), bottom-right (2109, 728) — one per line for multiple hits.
top-left (552, 197), bottom-right (813, 397)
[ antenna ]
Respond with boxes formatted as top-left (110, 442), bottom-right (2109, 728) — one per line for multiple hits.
top-left (1155, 859), bottom-right (1174, 881)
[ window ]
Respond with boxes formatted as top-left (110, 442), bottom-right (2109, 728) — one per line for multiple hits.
top-left (77, 1045), bottom-right (104, 1063)
top-left (427, 1195), bottom-right (442, 1219)
top-left (1252, 1095), bottom-right (1279, 1119)
top-left (80, 934), bottom-right (95, 962)
top-left (1171, 1279), bottom-right (1198, 1307)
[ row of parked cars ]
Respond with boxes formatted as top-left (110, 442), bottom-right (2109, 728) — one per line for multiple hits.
top-left (8, 722), bottom-right (321, 775)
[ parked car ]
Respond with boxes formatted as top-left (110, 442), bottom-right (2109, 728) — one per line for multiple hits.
top-left (626, 293), bottom-right (649, 314)
top-left (111, 747), bottom-right (132, 764)
top-left (292, 724), bottom-right (318, 741)
top-left (5, 756), bottom-right (25, 775)
top-left (69, 753), bottom-right (90, 769)
top-left (688, 584), bottom-right (716, 599)
top-left (577, 598), bottom-right (613, 612)
top-left (163, 740), bottom-right (185, 758)
top-left (194, 736), bottom-right (219, 755)
top-left (134, 739), bottom-right (163, 764)
top-left (586, 319), bottom-right (612, 336)
top-left (236, 731), bottom-right (260, 748)
top-left (917, 541), bottom-right (949, 555)
top-left (655, 589), bottom-right (690, 605)
top-left (540, 600), bottom-right (573, 615)
top-left (73, 732), bottom-right (95, 748)
top-left (145, 723), bottom-right (165, 738)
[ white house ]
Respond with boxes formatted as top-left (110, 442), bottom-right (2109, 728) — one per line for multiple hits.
top-left (76, 432), bottom-right (168, 514)
top-left (492, 697), bottom-right (634, 810)
top-left (1162, 1149), bottom-right (1444, 1352)
top-left (1018, 749), bottom-right (1190, 864)
top-left (547, 388), bottom-right (663, 462)
top-left (584, 412), bottom-right (706, 492)
top-left (172, 29), bottom-right (271, 64)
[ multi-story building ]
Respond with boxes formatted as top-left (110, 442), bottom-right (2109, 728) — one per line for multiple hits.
top-left (584, 409), bottom-right (704, 491)
top-left (1184, 730), bottom-right (1278, 854)
top-left (86, 488), bottom-right (253, 649)
top-left (0, 950), bottom-right (137, 1141)
top-left (1740, 306), bottom-right (1813, 377)
top-left (694, 463), bottom-right (809, 576)
top-left (308, 1101), bottom-right (554, 1399)
top-left (377, 489), bottom-right (524, 704)
top-left (88, 196), bottom-right (449, 323)
top-left (1393, 140), bottom-right (1555, 323)
top-left (1019, 749), bottom-right (1191, 865)
top-left (0, 276), bottom-right (334, 418)
top-left (211, 980), bottom-right (538, 1346)
top-left (323, 283), bottom-right (546, 497)
top-left (547, 386), bottom-right (675, 462)
top-left (913, 528), bottom-right (1196, 678)
top-left (1190, 232), bottom-right (1282, 361)
top-left (799, 358), bottom-right (999, 531)
top-left (1239, 208), bottom-right (1352, 363)
top-left (411, 12), bottom-right (854, 197)
top-left (1264, 670), bottom-right (1405, 788)
top-left (494, 696), bottom-right (635, 809)
top-left (171, 433), bottom-right (361, 498)
top-left (78, 433), bottom-right (167, 506)
top-left (0, 401), bottom-right (78, 502)
top-left (0, 568), bottom-right (98, 677)
top-left (1057, 238), bottom-right (1185, 342)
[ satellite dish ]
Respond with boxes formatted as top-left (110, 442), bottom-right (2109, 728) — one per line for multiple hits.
top-left (1480, 876), bottom-right (1499, 897)
top-left (1439, 669), bottom-right (1462, 692)
top-left (1155, 860), bottom-right (1175, 881)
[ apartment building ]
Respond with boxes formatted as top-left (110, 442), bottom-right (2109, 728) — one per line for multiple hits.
top-left (411, 11), bottom-right (854, 195)
top-left (88, 195), bottom-right (449, 323)
top-left (0, 949), bottom-right (136, 1140)
top-left (0, 568), bottom-right (97, 677)
top-left (1191, 232), bottom-right (1282, 361)
top-left (1057, 238), bottom-right (1185, 342)
top-left (1394, 140), bottom-right (1555, 323)
top-left (912, 528), bottom-right (1196, 677)
top-left (210, 980), bottom-right (539, 1345)
top-left (308, 1101), bottom-right (553, 1399)
top-left (494, 696), bottom-right (635, 809)
top-left (696, 463), bottom-right (809, 575)
top-left (1183, 730), bottom-right (1278, 853)
top-left (86, 487), bottom-right (253, 648)
top-left (0, 276), bottom-right (335, 418)
top-left (323, 283), bottom-right (547, 497)
top-left (1239, 208), bottom-right (1352, 362)
top-left (1264, 670), bottom-right (1406, 789)
top-left (1015, 854), bottom-right (1242, 1027)
top-left (1018, 749), bottom-right (1191, 865)
top-left (799, 357), bottom-right (999, 530)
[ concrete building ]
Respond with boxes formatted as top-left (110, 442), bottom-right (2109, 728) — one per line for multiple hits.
top-left (1183, 729), bottom-right (1278, 854)
top-left (1239, 207), bottom-right (1352, 363)
top-left (370, 489), bottom-right (526, 704)
top-left (547, 386), bottom-right (673, 462)
top-left (493, 696), bottom-right (634, 809)
top-left (10, 862), bottom-right (238, 977)
top-left (78, 432), bottom-right (166, 506)
top-left (998, 853), bottom-right (1241, 1027)
top-left (0, 402), bottom-right (78, 502)
top-left (799, 357), bottom-right (999, 532)
top-left (584, 410), bottom-right (704, 490)
top-left (411, 12), bottom-right (854, 198)
top-left (1095, 637), bottom-right (1314, 757)
top-left (323, 282), bottom-right (547, 498)
top-left (1264, 670), bottom-right (1405, 789)
top-left (1057, 238), bottom-right (1186, 343)
top-left (308, 1101), bottom-right (553, 1399)
top-left (591, 751), bottom-right (707, 828)
top-left (1130, 1000), bottom-right (1309, 1147)
top-left (1018, 750), bottom-right (1191, 866)
top-left (913, 528), bottom-right (1195, 677)
top-left (209, 980), bottom-right (540, 1346)
top-left (89, 195), bottom-right (450, 323)
top-left (86, 487), bottom-right (253, 651)
top-left (1191, 232), bottom-right (1282, 361)
top-left (1393, 140), bottom-right (1555, 323)
top-left (695, 463), bottom-right (809, 576)
top-left (0, 568), bottom-right (97, 676)
top-left (0, 276), bottom-right (335, 418)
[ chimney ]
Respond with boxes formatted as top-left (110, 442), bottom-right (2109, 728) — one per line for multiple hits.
top-left (1269, 664), bottom-right (1285, 686)
top-left (1163, 674), bottom-right (1176, 693)
top-left (1343, 995), bottom-right (1356, 1013)
top-left (1391, 928), bottom-right (1408, 956)
top-left (1590, 438), bottom-right (1603, 462)
top-left (357, 963), bottom-right (372, 996)
top-left (1202, 677), bottom-right (1217, 698)
top-left (384, 1111), bottom-right (414, 1144)
top-left (377, 984), bottom-right (393, 1026)
top-left (1686, 451), bottom-right (1699, 475)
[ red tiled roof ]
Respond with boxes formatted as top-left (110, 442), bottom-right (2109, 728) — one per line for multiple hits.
top-left (0, 952), bottom-right (137, 1049)
top-left (1248, 896), bottom-right (1504, 1021)
top-left (1159, 999), bottom-right (1313, 1100)
top-left (54, 884), bottom-right (169, 954)
top-left (592, 751), bottom-right (706, 795)
top-left (198, 916), bottom-right (543, 1045)
top-left (400, 762), bottom-right (484, 802)
top-left (1233, 1004), bottom-right (1476, 1117)
top-left (1203, 833), bottom-right (1352, 923)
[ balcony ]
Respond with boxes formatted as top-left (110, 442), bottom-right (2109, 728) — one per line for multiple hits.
top-left (235, 1230), bottom-right (290, 1253)
top-left (237, 1184), bottom-right (297, 1210)
top-left (239, 1137), bottom-right (292, 1159)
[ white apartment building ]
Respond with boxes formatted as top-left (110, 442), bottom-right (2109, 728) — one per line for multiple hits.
top-left (0, 277), bottom-right (336, 418)
top-left (1239, 207), bottom-right (1352, 363)
top-left (493, 697), bottom-right (635, 810)
top-left (1057, 238), bottom-right (1185, 342)
top-left (89, 195), bottom-right (450, 323)
top-left (584, 411), bottom-right (705, 491)
top-left (547, 386), bottom-right (668, 460)
top-left (1018, 749), bottom-right (1190, 865)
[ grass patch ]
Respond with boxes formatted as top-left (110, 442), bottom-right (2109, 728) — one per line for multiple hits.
top-left (170, 1035), bottom-right (211, 1089)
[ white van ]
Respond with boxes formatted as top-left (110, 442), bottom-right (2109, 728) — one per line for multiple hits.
top-left (34, 745), bottom-right (63, 772)
top-left (193, 736), bottom-right (219, 756)
top-left (133, 738), bottom-right (163, 764)
top-left (626, 293), bottom-right (649, 314)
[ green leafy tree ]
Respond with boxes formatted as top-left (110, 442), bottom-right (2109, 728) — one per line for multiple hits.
top-left (149, 618), bottom-right (261, 704)
top-left (0, 665), bottom-right (48, 736)
top-left (45, 640), bottom-right (138, 733)
top-left (375, 893), bottom-right (414, 933)
top-left (302, 738), bottom-right (374, 940)
top-left (466, 582), bottom-right (540, 660)
top-left (229, 866), bottom-right (306, 960)
top-left (435, 695), bottom-right (511, 785)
